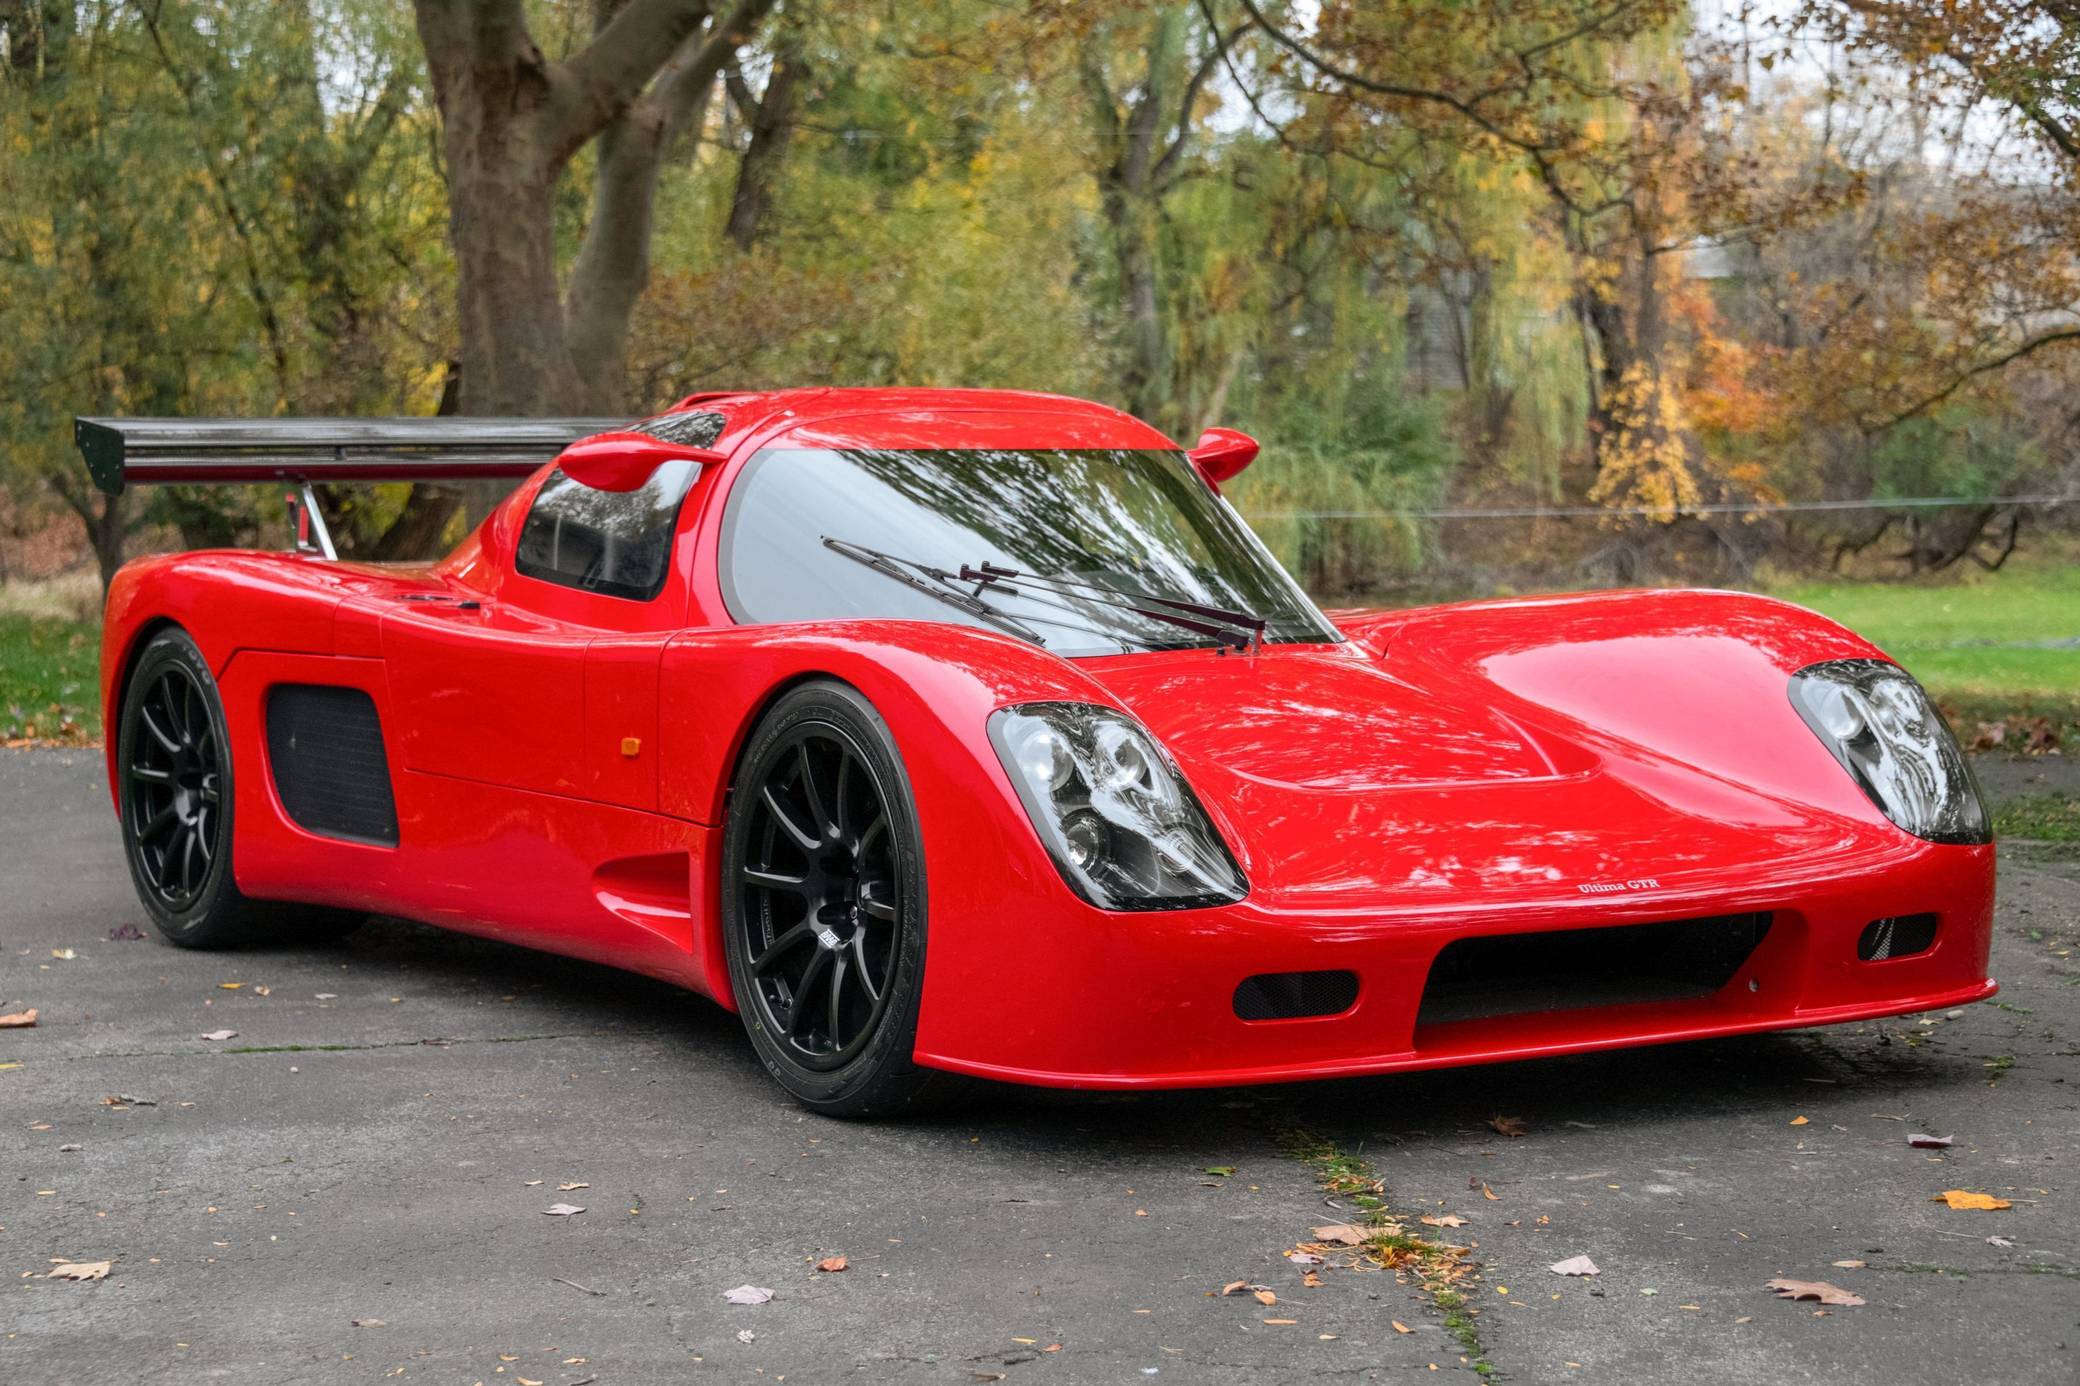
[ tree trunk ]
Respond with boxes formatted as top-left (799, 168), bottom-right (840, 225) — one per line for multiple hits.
top-left (723, 24), bottom-right (806, 251)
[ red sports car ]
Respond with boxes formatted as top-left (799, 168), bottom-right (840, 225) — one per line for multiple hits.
top-left (76, 389), bottom-right (1996, 1114)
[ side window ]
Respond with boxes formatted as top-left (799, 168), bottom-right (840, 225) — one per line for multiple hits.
top-left (514, 459), bottom-right (700, 601)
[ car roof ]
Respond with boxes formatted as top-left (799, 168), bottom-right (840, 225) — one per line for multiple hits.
top-left (651, 387), bottom-right (1180, 455)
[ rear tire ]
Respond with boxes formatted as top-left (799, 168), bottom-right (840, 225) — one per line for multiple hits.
top-left (720, 680), bottom-right (946, 1117)
top-left (116, 628), bottom-right (363, 949)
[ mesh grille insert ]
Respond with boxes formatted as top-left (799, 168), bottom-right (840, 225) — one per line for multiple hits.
top-left (265, 685), bottom-right (398, 847)
top-left (1234, 970), bottom-right (1359, 1021)
top-left (1858, 913), bottom-right (1938, 962)
top-left (1417, 912), bottom-right (1772, 1028)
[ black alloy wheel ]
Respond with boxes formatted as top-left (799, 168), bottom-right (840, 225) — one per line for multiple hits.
top-left (721, 681), bottom-right (942, 1115)
top-left (127, 660), bottom-right (224, 910)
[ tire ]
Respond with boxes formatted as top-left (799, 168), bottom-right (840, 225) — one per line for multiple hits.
top-left (116, 628), bottom-right (363, 949)
top-left (720, 680), bottom-right (945, 1116)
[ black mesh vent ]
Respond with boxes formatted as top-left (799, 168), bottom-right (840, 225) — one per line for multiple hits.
top-left (1858, 913), bottom-right (1939, 962)
top-left (1234, 970), bottom-right (1359, 1021)
top-left (631, 411), bottom-right (726, 448)
top-left (1417, 912), bottom-right (1771, 1028)
top-left (265, 685), bottom-right (398, 847)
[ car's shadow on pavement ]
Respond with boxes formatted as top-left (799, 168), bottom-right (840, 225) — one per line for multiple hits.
top-left (248, 909), bottom-right (1992, 1157)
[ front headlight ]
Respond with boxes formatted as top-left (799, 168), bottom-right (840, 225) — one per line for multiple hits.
top-left (988, 703), bottom-right (1247, 910)
top-left (1788, 659), bottom-right (1989, 844)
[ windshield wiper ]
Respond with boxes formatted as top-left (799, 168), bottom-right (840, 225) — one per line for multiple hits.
top-left (824, 537), bottom-right (1180, 651)
top-left (960, 563), bottom-right (1265, 652)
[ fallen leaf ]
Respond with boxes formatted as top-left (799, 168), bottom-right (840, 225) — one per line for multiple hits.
top-left (542, 1203), bottom-right (585, 1217)
top-left (1392, 1321), bottom-right (1413, 1335)
top-left (51, 949), bottom-right (76, 960)
top-left (1932, 1190), bottom-right (2011, 1210)
top-left (1789, 1116), bottom-right (1809, 1126)
top-left (816, 1255), bottom-right (848, 1273)
top-left (108, 924), bottom-right (144, 941)
top-left (217, 982), bottom-right (244, 990)
top-left (722, 1285), bottom-right (774, 1305)
top-left (351, 1317), bottom-right (385, 1328)
top-left (1420, 1214), bottom-right (1468, 1229)
top-left (1489, 1115), bottom-right (1528, 1138)
top-left (1302, 1270), bottom-right (1323, 1287)
top-left (1285, 1251), bottom-right (1324, 1265)
top-left (1764, 1279), bottom-right (1864, 1307)
top-left (518, 1379), bottom-right (543, 1386)
top-left (1549, 1256), bottom-right (1600, 1277)
top-left (1311, 1223), bottom-right (1364, 1246)
top-left (101, 1094), bottom-right (155, 1107)
top-left (1481, 1183), bottom-right (1500, 1201)
top-left (58, 1142), bottom-right (80, 1152)
top-left (45, 1261), bottom-right (110, 1281)
top-left (1044, 1343), bottom-right (1062, 1352)
top-left (1908, 1133), bottom-right (1954, 1149)
top-left (1986, 1235), bottom-right (2015, 1248)
top-left (1253, 1289), bottom-right (1277, 1306)
top-left (315, 993), bottom-right (338, 1000)
top-left (1204, 1165), bottom-right (1237, 1176)
top-left (0, 1009), bottom-right (37, 1028)
top-left (198, 1030), bottom-right (237, 1042)
top-left (1221, 1280), bottom-right (1249, 1296)
top-left (735, 1329), bottom-right (755, 1344)
top-left (557, 1182), bottom-right (590, 1191)
top-left (523, 1180), bottom-right (543, 1187)
top-left (1262, 1317), bottom-right (1298, 1326)
top-left (1831, 1259), bottom-right (1866, 1268)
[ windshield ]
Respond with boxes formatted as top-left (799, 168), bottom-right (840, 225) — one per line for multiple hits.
top-left (720, 447), bottom-right (1342, 656)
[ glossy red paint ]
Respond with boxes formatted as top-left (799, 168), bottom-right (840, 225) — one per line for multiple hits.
top-left (1185, 426), bottom-right (1259, 487)
top-left (98, 388), bottom-right (1996, 1089)
top-left (557, 430), bottom-right (726, 492)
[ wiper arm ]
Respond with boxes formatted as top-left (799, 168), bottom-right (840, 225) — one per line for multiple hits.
top-left (961, 563), bottom-right (1265, 652)
top-left (821, 536), bottom-right (1046, 645)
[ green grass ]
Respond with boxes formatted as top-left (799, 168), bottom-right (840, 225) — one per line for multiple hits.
top-left (1771, 562), bottom-right (2080, 746)
top-left (1994, 794), bottom-right (2080, 842)
top-left (0, 614), bottom-right (100, 743)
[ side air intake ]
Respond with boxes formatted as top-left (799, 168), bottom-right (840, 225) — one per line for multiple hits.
top-left (1233, 970), bottom-right (1359, 1021)
top-left (265, 685), bottom-right (399, 847)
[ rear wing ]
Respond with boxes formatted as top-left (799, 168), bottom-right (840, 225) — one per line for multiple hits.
top-left (73, 417), bottom-right (627, 496)
top-left (73, 415), bottom-right (626, 560)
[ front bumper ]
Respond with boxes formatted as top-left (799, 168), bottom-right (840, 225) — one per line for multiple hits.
top-left (911, 841), bottom-right (1996, 1089)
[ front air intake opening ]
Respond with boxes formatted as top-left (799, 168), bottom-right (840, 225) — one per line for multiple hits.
top-left (1417, 912), bottom-right (1772, 1028)
top-left (1234, 969), bottom-right (1359, 1021)
top-left (1857, 913), bottom-right (1938, 962)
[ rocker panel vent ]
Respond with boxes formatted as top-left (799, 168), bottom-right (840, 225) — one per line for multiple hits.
top-left (265, 684), bottom-right (398, 847)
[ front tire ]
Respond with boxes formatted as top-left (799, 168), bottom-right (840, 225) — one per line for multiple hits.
top-left (117, 628), bottom-right (360, 948)
top-left (720, 681), bottom-right (943, 1116)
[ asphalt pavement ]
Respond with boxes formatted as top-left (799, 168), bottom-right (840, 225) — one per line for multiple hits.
top-left (2, 746), bottom-right (2074, 1384)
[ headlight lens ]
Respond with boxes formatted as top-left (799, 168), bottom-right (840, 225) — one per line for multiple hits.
top-left (989, 703), bottom-right (1247, 910)
top-left (1788, 659), bottom-right (1989, 845)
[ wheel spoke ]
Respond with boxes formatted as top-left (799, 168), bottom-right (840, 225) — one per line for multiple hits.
top-left (827, 955), bottom-right (849, 1047)
top-left (832, 752), bottom-right (853, 837)
top-left (796, 743), bottom-right (832, 838)
top-left (851, 930), bottom-right (882, 1002)
top-left (761, 785), bottom-right (821, 853)
top-left (753, 921), bottom-right (816, 974)
top-left (197, 809), bottom-right (215, 862)
top-left (858, 878), bottom-right (898, 922)
top-left (742, 866), bottom-right (808, 895)
top-left (787, 946), bottom-right (833, 1035)
top-left (856, 812), bottom-right (888, 859)
top-left (130, 763), bottom-right (172, 785)
top-left (177, 825), bottom-right (201, 894)
top-left (139, 702), bottom-right (181, 756)
top-left (138, 802), bottom-right (177, 842)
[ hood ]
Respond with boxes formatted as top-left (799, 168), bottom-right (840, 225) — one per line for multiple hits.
top-left (1081, 643), bottom-right (1559, 792)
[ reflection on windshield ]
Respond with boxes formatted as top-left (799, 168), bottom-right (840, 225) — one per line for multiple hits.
top-left (720, 448), bottom-right (1342, 656)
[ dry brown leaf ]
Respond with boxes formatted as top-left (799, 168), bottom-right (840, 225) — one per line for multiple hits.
top-left (1789, 1115), bottom-right (1809, 1126)
top-left (0, 1008), bottom-right (37, 1028)
top-left (518, 1377), bottom-right (544, 1386)
top-left (217, 982), bottom-right (244, 990)
top-left (1489, 1115), bottom-right (1528, 1138)
top-left (557, 1181), bottom-right (590, 1191)
top-left (1262, 1318), bottom-right (1298, 1325)
top-left (45, 1261), bottom-right (110, 1281)
top-left (1831, 1259), bottom-right (1866, 1269)
top-left (1932, 1190), bottom-right (2011, 1210)
top-left (816, 1255), bottom-right (848, 1273)
top-left (1302, 1270), bottom-right (1323, 1287)
top-left (351, 1317), bottom-right (385, 1328)
top-left (1764, 1279), bottom-right (1864, 1307)
top-left (1420, 1214), bottom-right (1468, 1228)
top-left (1311, 1223), bottom-right (1364, 1246)
top-left (1481, 1183), bottom-right (1500, 1201)
top-left (1221, 1280), bottom-right (1249, 1296)
top-left (1391, 1321), bottom-right (1413, 1335)
top-left (1253, 1289), bottom-right (1277, 1306)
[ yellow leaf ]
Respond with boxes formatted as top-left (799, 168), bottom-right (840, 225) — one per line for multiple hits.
top-left (46, 1261), bottom-right (111, 1281)
top-left (1932, 1190), bottom-right (2011, 1210)
top-left (1392, 1321), bottom-right (1413, 1334)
